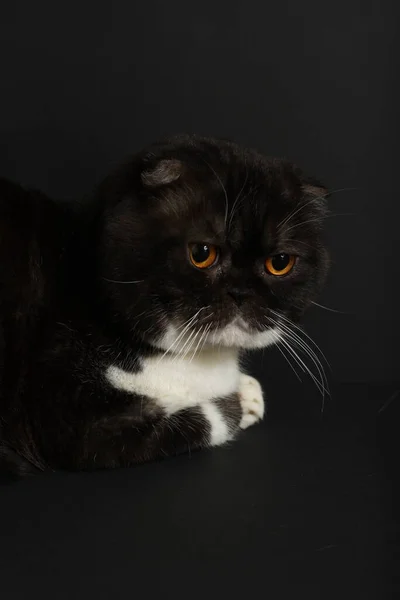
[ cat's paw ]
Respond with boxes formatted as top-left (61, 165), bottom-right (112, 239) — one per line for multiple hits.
top-left (238, 374), bottom-right (264, 429)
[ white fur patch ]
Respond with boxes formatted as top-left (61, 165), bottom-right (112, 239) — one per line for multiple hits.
top-left (106, 348), bottom-right (240, 415)
top-left (238, 374), bottom-right (265, 429)
top-left (208, 323), bottom-right (280, 349)
top-left (202, 402), bottom-right (230, 446)
top-left (155, 320), bottom-right (280, 352)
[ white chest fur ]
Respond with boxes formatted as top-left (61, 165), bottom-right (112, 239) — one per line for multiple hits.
top-left (106, 348), bottom-right (240, 415)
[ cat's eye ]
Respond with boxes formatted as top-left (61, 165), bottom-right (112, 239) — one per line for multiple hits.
top-left (189, 243), bottom-right (218, 269)
top-left (265, 254), bottom-right (296, 276)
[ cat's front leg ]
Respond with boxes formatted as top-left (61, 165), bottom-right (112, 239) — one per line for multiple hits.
top-left (78, 394), bottom-right (243, 470)
top-left (76, 380), bottom-right (264, 470)
top-left (238, 374), bottom-right (265, 429)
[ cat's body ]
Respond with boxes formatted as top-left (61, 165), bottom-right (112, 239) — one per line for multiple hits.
top-left (0, 135), bottom-right (328, 476)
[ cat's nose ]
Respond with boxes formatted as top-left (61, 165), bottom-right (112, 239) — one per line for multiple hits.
top-left (227, 289), bottom-right (248, 307)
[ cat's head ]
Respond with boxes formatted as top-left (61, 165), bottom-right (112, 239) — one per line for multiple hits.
top-left (96, 135), bottom-right (329, 352)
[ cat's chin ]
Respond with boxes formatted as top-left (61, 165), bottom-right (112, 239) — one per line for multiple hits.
top-left (206, 323), bottom-right (281, 349)
top-left (152, 320), bottom-right (281, 353)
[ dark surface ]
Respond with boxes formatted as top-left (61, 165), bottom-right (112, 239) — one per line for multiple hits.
top-left (1, 379), bottom-right (399, 599)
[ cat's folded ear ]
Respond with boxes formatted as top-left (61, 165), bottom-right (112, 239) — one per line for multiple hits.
top-left (141, 159), bottom-right (183, 188)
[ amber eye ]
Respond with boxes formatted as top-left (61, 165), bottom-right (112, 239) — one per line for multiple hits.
top-left (189, 243), bottom-right (218, 269)
top-left (265, 254), bottom-right (296, 276)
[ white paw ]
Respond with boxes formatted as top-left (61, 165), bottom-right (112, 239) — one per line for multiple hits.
top-left (238, 374), bottom-right (265, 429)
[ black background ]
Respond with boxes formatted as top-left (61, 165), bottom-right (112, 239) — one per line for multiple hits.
top-left (0, 2), bottom-right (399, 598)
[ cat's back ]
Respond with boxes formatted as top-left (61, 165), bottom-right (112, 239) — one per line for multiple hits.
top-left (0, 178), bottom-right (61, 308)
top-left (0, 179), bottom-right (64, 390)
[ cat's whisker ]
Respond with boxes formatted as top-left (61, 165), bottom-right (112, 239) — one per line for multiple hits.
top-left (173, 327), bottom-right (198, 363)
top-left (291, 240), bottom-right (320, 252)
top-left (199, 323), bottom-right (212, 353)
top-left (173, 305), bottom-right (211, 333)
top-left (182, 327), bottom-right (203, 363)
top-left (103, 278), bottom-right (144, 284)
top-left (277, 197), bottom-right (322, 231)
top-left (281, 336), bottom-right (329, 415)
top-left (228, 168), bottom-right (248, 230)
top-left (175, 316), bottom-right (206, 356)
top-left (326, 186), bottom-right (359, 195)
top-left (273, 317), bottom-right (330, 388)
top-left (201, 158), bottom-right (229, 233)
top-left (277, 186), bottom-right (359, 231)
top-left (189, 325), bottom-right (207, 362)
top-left (269, 309), bottom-right (331, 370)
top-left (157, 308), bottom-right (204, 362)
top-left (284, 212), bottom-right (354, 234)
top-left (189, 325), bottom-right (206, 363)
top-left (311, 300), bottom-right (345, 314)
top-left (172, 317), bottom-right (199, 345)
top-left (174, 315), bottom-right (200, 332)
top-left (268, 314), bottom-right (329, 411)
top-left (275, 340), bottom-right (303, 382)
top-left (279, 335), bottom-right (328, 402)
top-left (280, 326), bottom-right (329, 396)
top-left (276, 335), bottom-right (313, 378)
top-left (284, 217), bottom-right (325, 234)
top-left (130, 307), bottom-right (165, 334)
top-left (139, 305), bottom-right (172, 337)
top-left (198, 322), bottom-right (213, 354)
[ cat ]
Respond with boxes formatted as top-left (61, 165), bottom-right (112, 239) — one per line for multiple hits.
top-left (0, 134), bottom-right (329, 476)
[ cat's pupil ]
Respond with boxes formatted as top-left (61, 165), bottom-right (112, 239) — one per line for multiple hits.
top-left (272, 254), bottom-right (290, 271)
top-left (192, 244), bottom-right (210, 263)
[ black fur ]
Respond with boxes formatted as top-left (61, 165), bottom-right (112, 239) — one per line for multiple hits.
top-left (0, 134), bottom-right (329, 476)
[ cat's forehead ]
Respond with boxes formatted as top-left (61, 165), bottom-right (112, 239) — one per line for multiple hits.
top-left (153, 168), bottom-right (299, 238)
top-left (138, 138), bottom-right (326, 244)
top-left (150, 188), bottom-right (293, 256)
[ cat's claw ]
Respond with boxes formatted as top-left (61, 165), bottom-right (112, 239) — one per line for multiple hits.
top-left (238, 374), bottom-right (265, 429)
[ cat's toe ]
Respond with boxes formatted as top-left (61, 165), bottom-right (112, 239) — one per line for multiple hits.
top-left (238, 374), bottom-right (264, 429)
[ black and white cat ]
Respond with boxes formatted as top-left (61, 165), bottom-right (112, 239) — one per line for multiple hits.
top-left (0, 134), bottom-right (329, 476)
